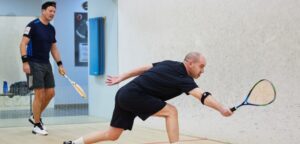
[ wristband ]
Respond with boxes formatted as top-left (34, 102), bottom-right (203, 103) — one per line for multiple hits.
top-left (57, 61), bottom-right (63, 66)
top-left (21, 55), bottom-right (29, 63)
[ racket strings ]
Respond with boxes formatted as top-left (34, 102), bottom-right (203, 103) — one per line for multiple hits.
top-left (248, 80), bottom-right (275, 105)
top-left (73, 85), bottom-right (87, 98)
top-left (65, 75), bottom-right (87, 99)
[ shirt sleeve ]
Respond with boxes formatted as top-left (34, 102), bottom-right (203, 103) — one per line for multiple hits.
top-left (153, 60), bottom-right (171, 67)
top-left (152, 61), bottom-right (161, 67)
top-left (23, 22), bottom-right (34, 38)
top-left (179, 77), bottom-right (199, 95)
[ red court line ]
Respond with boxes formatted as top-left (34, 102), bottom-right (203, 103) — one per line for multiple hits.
top-left (179, 134), bottom-right (232, 144)
top-left (143, 136), bottom-right (231, 144)
top-left (143, 138), bottom-right (206, 144)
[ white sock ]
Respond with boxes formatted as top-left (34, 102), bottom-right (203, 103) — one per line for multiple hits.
top-left (73, 137), bottom-right (84, 144)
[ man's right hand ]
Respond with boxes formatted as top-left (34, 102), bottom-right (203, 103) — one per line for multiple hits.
top-left (220, 107), bottom-right (233, 117)
top-left (105, 75), bottom-right (122, 86)
top-left (23, 62), bottom-right (31, 74)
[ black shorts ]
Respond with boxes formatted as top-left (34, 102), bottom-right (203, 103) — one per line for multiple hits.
top-left (27, 61), bottom-right (55, 90)
top-left (110, 82), bottom-right (166, 130)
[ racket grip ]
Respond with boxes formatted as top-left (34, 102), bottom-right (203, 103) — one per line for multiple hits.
top-left (230, 107), bottom-right (236, 112)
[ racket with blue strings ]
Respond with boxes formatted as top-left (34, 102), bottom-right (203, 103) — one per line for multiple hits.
top-left (231, 79), bottom-right (276, 112)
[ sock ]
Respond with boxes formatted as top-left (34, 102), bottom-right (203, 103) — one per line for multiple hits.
top-left (73, 137), bottom-right (84, 144)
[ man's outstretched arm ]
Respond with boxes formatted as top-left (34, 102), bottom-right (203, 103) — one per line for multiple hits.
top-left (106, 64), bottom-right (153, 86)
top-left (189, 88), bottom-right (232, 117)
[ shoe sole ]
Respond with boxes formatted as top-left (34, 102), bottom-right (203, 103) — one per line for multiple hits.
top-left (32, 130), bottom-right (48, 136)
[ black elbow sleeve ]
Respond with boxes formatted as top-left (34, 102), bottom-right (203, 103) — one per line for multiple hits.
top-left (200, 92), bottom-right (212, 105)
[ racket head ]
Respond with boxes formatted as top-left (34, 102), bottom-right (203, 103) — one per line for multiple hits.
top-left (246, 79), bottom-right (276, 106)
top-left (72, 83), bottom-right (87, 99)
top-left (231, 79), bottom-right (276, 112)
top-left (64, 74), bottom-right (87, 99)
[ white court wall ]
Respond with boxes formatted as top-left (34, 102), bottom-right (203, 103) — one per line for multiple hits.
top-left (0, 16), bottom-right (33, 84)
top-left (0, 17), bottom-right (35, 110)
top-left (118, 0), bottom-right (300, 143)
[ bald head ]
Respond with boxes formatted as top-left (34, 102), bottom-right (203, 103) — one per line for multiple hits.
top-left (183, 52), bottom-right (206, 79)
top-left (184, 52), bottom-right (202, 63)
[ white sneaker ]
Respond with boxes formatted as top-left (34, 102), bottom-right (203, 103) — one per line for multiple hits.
top-left (40, 118), bottom-right (47, 131)
top-left (29, 115), bottom-right (47, 131)
top-left (28, 115), bottom-right (34, 125)
top-left (32, 123), bottom-right (48, 136)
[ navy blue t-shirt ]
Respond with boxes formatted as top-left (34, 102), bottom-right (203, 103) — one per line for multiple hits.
top-left (23, 18), bottom-right (56, 63)
top-left (132, 60), bottom-right (198, 101)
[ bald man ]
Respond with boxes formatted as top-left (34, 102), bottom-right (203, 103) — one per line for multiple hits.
top-left (64, 52), bottom-right (233, 144)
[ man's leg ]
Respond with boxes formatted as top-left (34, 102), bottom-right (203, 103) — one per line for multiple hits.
top-left (65, 127), bottom-right (124, 144)
top-left (31, 88), bottom-right (48, 135)
top-left (153, 103), bottom-right (179, 143)
top-left (41, 88), bottom-right (55, 113)
top-left (33, 88), bottom-right (45, 123)
top-left (41, 62), bottom-right (55, 113)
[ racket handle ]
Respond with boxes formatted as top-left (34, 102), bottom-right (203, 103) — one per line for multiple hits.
top-left (230, 107), bottom-right (236, 112)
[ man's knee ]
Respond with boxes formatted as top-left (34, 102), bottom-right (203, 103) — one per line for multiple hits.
top-left (106, 132), bottom-right (121, 141)
top-left (105, 127), bottom-right (123, 141)
top-left (162, 104), bottom-right (178, 117)
top-left (34, 88), bottom-right (44, 99)
top-left (46, 88), bottom-right (55, 98)
top-left (108, 135), bottom-right (120, 141)
top-left (49, 91), bottom-right (55, 98)
top-left (168, 105), bottom-right (178, 117)
top-left (155, 104), bottom-right (178, 118)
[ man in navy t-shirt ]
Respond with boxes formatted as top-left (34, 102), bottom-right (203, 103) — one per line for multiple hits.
top-left (19, 1), bottom-right (65, 136)
top-left (64, 52), bottom-right (233, 144)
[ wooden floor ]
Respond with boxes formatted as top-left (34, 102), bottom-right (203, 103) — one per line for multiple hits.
top-left (0, 122), bottom-right (231, 144)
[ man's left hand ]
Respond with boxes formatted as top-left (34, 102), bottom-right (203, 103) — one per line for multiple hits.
top-left (58, 66), bottom-right (66, 76)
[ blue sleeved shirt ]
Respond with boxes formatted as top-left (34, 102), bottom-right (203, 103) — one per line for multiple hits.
top-left (23, 18), bottom-right (56, 64)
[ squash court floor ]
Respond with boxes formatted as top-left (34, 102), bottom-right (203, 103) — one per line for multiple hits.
top-left (0, 121), bottom-right (231, 144)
